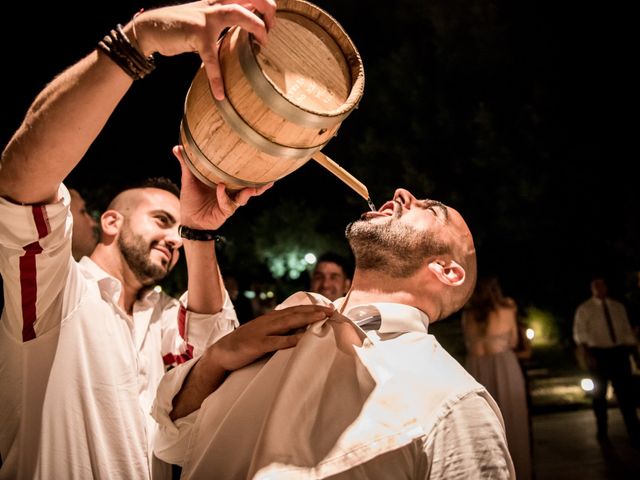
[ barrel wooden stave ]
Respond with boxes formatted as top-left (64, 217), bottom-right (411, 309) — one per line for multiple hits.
top-left (180, 0), bottom-right (364, 191)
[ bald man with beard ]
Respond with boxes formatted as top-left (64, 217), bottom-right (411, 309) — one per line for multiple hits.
top-left (152, 189), bottom-right (515, 479)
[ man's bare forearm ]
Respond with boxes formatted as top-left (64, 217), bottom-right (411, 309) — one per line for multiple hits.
top-left (0, 50), bottom-right (132, 204)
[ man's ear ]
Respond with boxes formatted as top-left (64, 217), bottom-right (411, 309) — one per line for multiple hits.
top-left (100, 210), bottom-right (123, 237)
top-left (428, 259), bottom-right (466, 286)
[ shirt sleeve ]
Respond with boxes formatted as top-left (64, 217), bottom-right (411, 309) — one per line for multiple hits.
top-left (573, 304), bottom-right (588, 345)
top-left (160, 290), bottom-right (239, 369)
top-left (426, 392), bottom-right (515, 479)
top-left (151, 357), bottom-right (200, 465)
top-left (0, 184), bottom-right (73, 341)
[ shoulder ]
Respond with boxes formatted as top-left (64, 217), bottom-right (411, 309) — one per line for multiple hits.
top-left (608, 298), bottom-right (626, 308)
top-left (608, 298), bottom-right (629, 316)
top-left (397, 335), bottom-right (485, 414)
top-left (429, 336), bottom-right (477, 381)
top-left (576, 298), bottom-right (593, 312)
top-left (496, 300), bottom-right (517, 319)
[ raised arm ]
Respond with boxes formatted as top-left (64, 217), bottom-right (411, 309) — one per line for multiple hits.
top-left (173, 145), bottom-right (272, 315)
top-left (0, 50), bottom-right (131, 204)
top-left (0, 0), bottom-right (276, 205)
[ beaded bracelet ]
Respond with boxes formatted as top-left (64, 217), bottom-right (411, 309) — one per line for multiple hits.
top-left (97, 23), bottom-right (155, 80)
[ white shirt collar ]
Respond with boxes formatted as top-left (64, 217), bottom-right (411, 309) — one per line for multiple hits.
top-left (333, 297), bottom-right (429, 335)
top-left (78, 256), bottom-right (159, 305)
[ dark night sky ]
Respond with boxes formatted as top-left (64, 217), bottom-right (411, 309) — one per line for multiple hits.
top-left (1, 1), bottom-right (637, 331)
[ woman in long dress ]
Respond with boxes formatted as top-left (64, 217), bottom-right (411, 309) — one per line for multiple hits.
top-left (462, 277), bottom-right (533, 480)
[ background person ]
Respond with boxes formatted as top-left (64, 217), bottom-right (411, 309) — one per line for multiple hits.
top-left (462, 276), bottom-right (533, 480)
top-left (69, 187), bottom-right (99, 260)
top-left (309, 251), bottom-right (353, 301)
top-left (574, 276), bottom-right (640, 446)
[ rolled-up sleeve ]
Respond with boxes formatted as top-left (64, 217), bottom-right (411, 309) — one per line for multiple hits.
top-left (160, 291), bottom-right (238, 369)
top-left (152, 358), bottom-right (201, 465)
top-left (180, 290), bottom-right (239, 348)
top-left (0, 184), bottom-right (73, 340)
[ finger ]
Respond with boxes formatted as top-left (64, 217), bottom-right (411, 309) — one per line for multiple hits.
top-left (293, 304), bottom-right (336, 313)
top-left (266, 304), bottom-right (335, 317)
top-left (246, 0), bottom-right (277, 31)
top-left (215, 182), bottom-right (239, 214)
top-left (173, 145), bottom-right (191, 182)
top-left (266, 308), bottom-right (333, 333)
top-left (263, 331), bottom-right (306, 352)
top-left (231, 189), bottom-right (251, 207)
top-left (199, 3), bottom-right (272, 98)
top-left (233, 181), bottom-right (274, 206)
top-left (257, 181), bottom-right (275, 194)
top-left (200, 47), bottom-right (225, 100)
top-left (229, 188), bottom-right (251, 208)
top-left (216, 4), bottom-right (270, 45)
top-left (173, 145), bottom-right (202, 188)
top-left (172, 145), bottom-right (184, 163)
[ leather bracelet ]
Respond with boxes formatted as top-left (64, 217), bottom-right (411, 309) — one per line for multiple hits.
top-left (97, 23), bottom-right (155, 80)
top-left (178, 225), bottom-right (220, 242)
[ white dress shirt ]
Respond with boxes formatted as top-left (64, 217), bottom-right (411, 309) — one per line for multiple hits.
top-left (153, 292), bottom-right (514, 479)
top-left (0, 185), bottom-right (238, 480)
top-left (574, 297), bottom-right (638, 348)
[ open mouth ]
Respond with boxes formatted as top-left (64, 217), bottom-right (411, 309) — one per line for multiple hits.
top-left (361, 211), bottom-right (387, 220)
top-left (361, 200), bottom-right (397, 220)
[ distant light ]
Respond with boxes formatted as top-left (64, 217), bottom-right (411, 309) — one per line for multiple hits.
top-left (259, 292), bottom-right (267, 300)
top-left (289, 269), bottom-right (301, 280)
top-left (304, 253), bottom-right (317, 264)
top-left (526, 328), bottom-right (535, 340)
top-left (581, 378), bottom-right (595, 392)
top-left (243, 290), bottom-right (256, 299)
top-left (266, 291), bottom-right (274, 298)
top-left (153, 285), bottom-right (162, 293)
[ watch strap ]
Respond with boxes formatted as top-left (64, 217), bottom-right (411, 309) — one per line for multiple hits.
top-left (178, 225), bottom-right (219, 242)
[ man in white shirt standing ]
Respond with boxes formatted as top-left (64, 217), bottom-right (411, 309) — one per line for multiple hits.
top-left (574, 277), bottom-right (640, 446)
top-left (153, 189), bottom-right (515, 479)
top-left (0, 1), bottom-right (333, 478)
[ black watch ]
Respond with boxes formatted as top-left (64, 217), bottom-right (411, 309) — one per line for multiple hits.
top-left (178, 225), bottom-right (219, 242)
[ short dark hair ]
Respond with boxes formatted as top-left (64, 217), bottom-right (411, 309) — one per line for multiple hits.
top-left (134, 177), bottom-right (180, 198)
top-left (315, 252), bottom-right (354, 279)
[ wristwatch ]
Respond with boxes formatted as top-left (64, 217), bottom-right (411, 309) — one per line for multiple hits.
top-left (178, 225), bottom-right (219, 242)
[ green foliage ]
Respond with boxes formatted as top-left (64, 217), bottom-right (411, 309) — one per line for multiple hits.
top-left (250, 198), bottom-right (351, 296)
top-left (523, 306), bottom-right (561, 346)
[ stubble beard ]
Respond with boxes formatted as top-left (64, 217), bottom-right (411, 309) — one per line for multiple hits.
top-left (345, 218), bottom-right (448, 278)
top-left (118, 226), bottom-right (170, 287)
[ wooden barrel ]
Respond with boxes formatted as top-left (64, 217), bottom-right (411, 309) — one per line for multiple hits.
top-left (180, 0), bottom-right (365, 190)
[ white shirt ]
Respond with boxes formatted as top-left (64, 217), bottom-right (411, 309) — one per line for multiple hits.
top-left (573, 297), bottom-right (638, 348)
top-left (0, 185), bottom-right (238, 480)
top-left (153, 292), bottom-right (515, 479)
